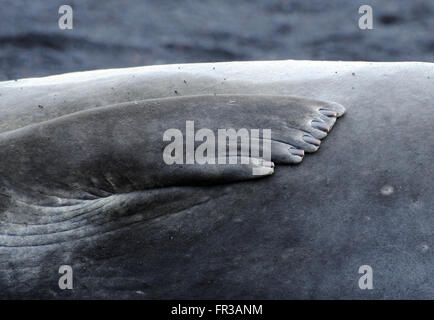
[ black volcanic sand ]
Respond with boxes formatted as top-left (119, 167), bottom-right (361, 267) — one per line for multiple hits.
top-left (0, 0), bottom-right (433, 80)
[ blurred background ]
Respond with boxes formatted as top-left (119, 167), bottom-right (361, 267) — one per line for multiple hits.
top-left (0, 0), bottom-right (433, 80)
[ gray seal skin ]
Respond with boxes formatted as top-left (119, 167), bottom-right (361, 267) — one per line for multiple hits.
top-left (0, 60), bottom-right (433, 299)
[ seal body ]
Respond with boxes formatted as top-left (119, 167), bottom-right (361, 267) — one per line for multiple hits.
top-left (0, 60), bottom-right (433, 299)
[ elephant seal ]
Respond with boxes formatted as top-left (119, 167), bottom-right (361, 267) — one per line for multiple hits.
top-left (0, 60), bottom-right (433, 299)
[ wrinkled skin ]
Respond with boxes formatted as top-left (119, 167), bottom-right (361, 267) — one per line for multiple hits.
top-left (0, 60), bottom-right (433, 299)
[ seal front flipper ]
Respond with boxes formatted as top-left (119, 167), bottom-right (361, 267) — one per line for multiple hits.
top-left (0, 94), bottom-right (345, 246)
top-left (0, 94), bottom-right (345, 200)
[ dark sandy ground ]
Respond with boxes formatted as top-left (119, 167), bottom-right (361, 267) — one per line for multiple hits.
top-left (0, 0), bottom-right (433, 80)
